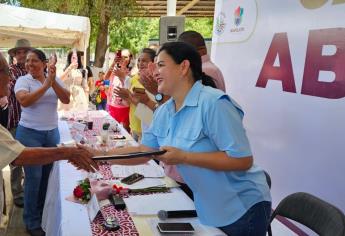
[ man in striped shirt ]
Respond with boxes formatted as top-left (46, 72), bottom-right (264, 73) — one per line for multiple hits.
top-left (7, 39), bottom-right (32, 208)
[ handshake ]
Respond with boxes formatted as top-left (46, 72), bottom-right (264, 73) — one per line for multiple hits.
top-left (64, 144), bottom-right (100, 173)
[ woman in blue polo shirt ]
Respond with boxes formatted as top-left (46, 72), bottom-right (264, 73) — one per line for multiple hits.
top-left (101, 42), bottom-right (271, 235)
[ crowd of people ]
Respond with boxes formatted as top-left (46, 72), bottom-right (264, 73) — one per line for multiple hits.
top-left (0, 42), bottom-right (98, 236)
top-left (0, 30), bottom-right (271, 236)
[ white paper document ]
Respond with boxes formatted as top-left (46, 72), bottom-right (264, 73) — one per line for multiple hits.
top-left (111, 160), bottom-right (165, 178)
top-left (124, 188), bottom-right (195, 215)
top-left (87, 194), bottom-right (100, 222)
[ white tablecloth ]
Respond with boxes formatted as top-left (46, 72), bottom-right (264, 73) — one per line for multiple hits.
top-left (42, 160), bottom-right (91, 236)
top-left (41, 111), bottom-right (297, 236)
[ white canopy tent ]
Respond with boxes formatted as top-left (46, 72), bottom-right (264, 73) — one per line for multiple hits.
top-left (0, 4), bottom-right (90, 53)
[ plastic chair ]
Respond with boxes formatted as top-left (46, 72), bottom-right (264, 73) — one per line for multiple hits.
top-left (264, 170), bottom-right (271, 189)
top-left (268, 192), bottom-right (345, 236)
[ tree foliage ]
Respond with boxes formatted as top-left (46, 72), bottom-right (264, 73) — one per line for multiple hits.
top-left (185, 18), bottom-right (214, 38)
top-left (3, 0), bottom-right (214, 65)
top-left (107, 17), bottom-right (213, 55)
top-left (108, 18), bottom-right (159, 54)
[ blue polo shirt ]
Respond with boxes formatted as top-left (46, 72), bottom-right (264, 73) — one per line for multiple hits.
top-left (142, 81), bottom-right (271, 227)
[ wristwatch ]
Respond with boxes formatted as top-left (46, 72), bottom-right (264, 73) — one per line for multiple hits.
top-left (155, 93), bottom-right (163, 103)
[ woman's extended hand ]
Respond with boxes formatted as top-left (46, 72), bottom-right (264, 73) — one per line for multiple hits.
top-left (139, 66), bottom-right (158, 95)
top-left (70, 61), bottom-right (78, 70)
top-left (133, 90), bottom-right (150, 105)
top-left (156, 146), bottom-right (187, 165)
top-left (112, 61), bottom-right (129, 79)
top-left (43, 64), bottom-right (56, 89)
top-left (114, 87), bottom-right (131, 101)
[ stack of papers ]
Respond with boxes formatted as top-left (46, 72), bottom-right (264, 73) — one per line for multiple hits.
top-left (124, 188), bottom-right (196, 215)
top-left (111, 160), bottom-right (165, 178)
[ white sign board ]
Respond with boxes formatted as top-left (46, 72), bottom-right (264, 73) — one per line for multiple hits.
top-left (212, 0), bottom-right (345, 212)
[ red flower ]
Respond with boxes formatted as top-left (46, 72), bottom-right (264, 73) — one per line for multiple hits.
top-left (73, 186), bottom-right (84, 198)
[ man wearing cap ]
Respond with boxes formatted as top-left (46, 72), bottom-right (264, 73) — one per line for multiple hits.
top-left (7, 38), bottom-right (32, 208)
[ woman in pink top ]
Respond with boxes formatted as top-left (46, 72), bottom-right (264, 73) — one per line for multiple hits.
top-left (105, 49), bottom-right (132, 131)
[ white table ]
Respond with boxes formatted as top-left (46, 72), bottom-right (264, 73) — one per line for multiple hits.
top-left (41, 111), bottom-right (298, 236)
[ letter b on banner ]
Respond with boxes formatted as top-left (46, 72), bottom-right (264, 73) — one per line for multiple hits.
top-left (301, 28), bottom-right (345, 99)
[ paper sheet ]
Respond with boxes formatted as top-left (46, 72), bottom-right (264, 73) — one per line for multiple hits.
top-left (87, 194), bottom-right (100, 222)
top-left (111, 160), bottom-right (165, 178)
top-left (124, 188), bottom-right (195, 215)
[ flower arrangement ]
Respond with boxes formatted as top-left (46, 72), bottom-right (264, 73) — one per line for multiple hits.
top-left (73, 178), bottom-right (91, 203)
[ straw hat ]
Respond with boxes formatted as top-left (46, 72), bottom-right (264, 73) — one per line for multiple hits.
top-left (8, 39), bottom-right (32, 56)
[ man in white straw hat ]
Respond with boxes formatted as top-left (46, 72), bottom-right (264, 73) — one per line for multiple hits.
top-left (7, 38), bottom-right (32, 208)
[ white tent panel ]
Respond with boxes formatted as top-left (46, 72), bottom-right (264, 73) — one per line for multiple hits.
top-left (0, 4), bottom-right (90, 51)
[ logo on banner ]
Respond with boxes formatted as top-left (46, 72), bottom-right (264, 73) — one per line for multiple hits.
top-left (234, 6), bottom-right (244, 26)
top-left (230, 6), bottom-right (245, 33)
top-left (215, 12), bottom-right (226, 35)
top-left (213, 0), bottom-right (257, 43)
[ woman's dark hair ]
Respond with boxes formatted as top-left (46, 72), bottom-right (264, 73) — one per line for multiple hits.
top-left (28, 49), bottom-right (47, 62)
top-left (66, 51), bottom-right (83, 70)
top-left (158, 42), bottom-right (216, 88)
top-left (65, 51), bottom-right (93, 78)
top-left (27, 49), bottom-right (48, 74)
top-left (141, 48), bottom-right (156, 62)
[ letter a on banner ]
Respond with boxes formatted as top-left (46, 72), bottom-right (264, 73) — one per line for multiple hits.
top-left (256, 33), bottom-right (296, 93)
top-left (301, 28), bottom-right (345, 99)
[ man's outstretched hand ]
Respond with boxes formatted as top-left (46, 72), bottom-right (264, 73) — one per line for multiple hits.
top-left (68, 145), bottom-right (99, 172)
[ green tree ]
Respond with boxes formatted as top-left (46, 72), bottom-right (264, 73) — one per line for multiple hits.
top-left (3, 0), bottom-right (214, 64)
top-left (185, 18), bottom-right (214, 38)
top-left (107, 17), bottom-right (214, 55)
top-left (108, 17), bottom-right (159, 54)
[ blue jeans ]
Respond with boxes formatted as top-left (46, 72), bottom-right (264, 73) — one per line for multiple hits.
top-left (15, 125), bottom-right (60, 230)
top-left (96, 99), bottom-right (107, 110)
top-left (219, 201), bottom-right (271, 236)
